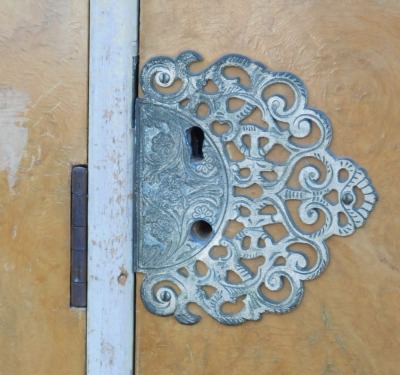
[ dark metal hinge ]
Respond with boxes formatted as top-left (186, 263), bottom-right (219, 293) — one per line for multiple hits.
top-left (70, 165), bottom-right (88, 308)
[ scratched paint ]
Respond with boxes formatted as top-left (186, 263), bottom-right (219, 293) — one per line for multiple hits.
top-left (0, 88), bottom-right (28, 191)
top-left (87, 1), bottom-right (137, 374)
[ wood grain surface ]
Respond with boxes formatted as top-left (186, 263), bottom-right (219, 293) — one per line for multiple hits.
top-left (136, 1), bottom-right (400, 374)
top-left (0, 1), bottom-right (88, 374)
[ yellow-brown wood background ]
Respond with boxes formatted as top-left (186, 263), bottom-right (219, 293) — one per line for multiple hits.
top-left (0, 1), bottom-right (88, 374)
top-left (136, 1), bottom-right (400, 374)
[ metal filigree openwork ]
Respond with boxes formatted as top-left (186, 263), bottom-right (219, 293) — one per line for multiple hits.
top-left (134, 51), bottom-right (378, 325)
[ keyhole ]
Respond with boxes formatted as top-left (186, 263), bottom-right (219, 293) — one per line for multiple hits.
top-left (188, 126), bottom-right (204, 161)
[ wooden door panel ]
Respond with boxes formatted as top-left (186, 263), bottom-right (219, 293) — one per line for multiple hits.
top-left (0, 2), bottom-right (88, 374)
top-left (136, 1), bottom-right (400, 374)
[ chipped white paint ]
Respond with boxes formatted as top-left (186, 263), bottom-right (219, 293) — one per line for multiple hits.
top-left (12, 226), bottom-right (17, 239)
top-left (87, 1), bottom-right (138, 374)
top-left (0, 88), bottom-right (28, 190)
top-left (2, 263), bottom-right (15, 272)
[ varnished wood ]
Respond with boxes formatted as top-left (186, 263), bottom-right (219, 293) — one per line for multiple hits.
top-left (0, 2), bottom-right (88, 374)
top-left (137, 1), bottom-right (400, 374)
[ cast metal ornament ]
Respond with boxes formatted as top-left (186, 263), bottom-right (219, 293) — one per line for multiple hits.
top-left (134, 51), bottom-right (378, 325)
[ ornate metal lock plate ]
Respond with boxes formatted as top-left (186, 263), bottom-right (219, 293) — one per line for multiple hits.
top-left (134, 51), bottom-right (378, 325)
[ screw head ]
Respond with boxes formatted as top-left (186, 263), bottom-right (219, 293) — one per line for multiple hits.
top-left (160, 290), bottom-right (171, 302)
top-left (342, 192), bottom-right (354, 205)
top-left (158, 72), bottom-right (170, 85)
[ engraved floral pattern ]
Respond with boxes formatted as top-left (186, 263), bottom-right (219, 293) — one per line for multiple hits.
top-left (136, 104), bottom-right (226, 269)
top-left (192, 205), bottom-right (213, 221)
top-left (149, 218), bottom-right (174, 244)
top-left (151, 132), bottom-right (175, 159)
top-left (158, 173), bottom-right (185, 204)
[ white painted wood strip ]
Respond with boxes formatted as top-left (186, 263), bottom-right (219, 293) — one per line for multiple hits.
top-left (87, 1), bottom-right (138, 374)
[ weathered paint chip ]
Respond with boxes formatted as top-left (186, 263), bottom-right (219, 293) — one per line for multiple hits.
top-left (0, 88), bottom-right (29, 190)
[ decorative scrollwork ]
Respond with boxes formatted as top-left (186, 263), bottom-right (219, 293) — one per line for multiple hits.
top-left (135, 51), bottom-right (378, 325)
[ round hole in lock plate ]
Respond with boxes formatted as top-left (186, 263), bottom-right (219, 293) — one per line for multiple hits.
top-left (191, 220), bottom-right (213, 241)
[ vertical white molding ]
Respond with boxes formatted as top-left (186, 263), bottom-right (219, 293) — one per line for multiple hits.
top-left (87, 1), bottom-right (138, 374)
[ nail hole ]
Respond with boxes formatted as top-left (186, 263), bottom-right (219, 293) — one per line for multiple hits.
top-left (191, 220), bottom-right (213, 241)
